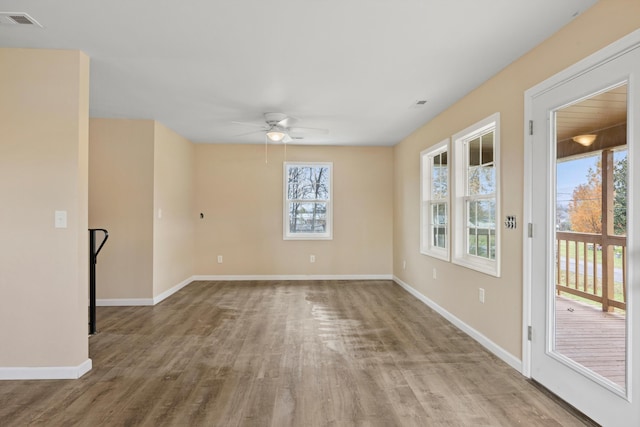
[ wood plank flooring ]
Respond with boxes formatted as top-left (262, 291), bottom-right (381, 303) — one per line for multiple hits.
top-left (556, 296), bottom-right (626, 388)
top-left (0, 280), bottom-right (594, 426)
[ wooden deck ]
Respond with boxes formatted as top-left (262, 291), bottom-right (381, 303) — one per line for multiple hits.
top-left (555, 296), bottom-right (626, 388)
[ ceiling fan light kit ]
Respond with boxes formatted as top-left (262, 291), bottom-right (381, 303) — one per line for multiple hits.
top-left (267, 129), bottom-right (286, 142)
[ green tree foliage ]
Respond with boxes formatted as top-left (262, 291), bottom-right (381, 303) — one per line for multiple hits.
top-left (613, 152), bottom-right (627, 235)
top-left (567, 152), bottom-right (627, 235)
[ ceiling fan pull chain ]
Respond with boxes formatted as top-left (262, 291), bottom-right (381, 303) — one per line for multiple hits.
top-left (264, 134), bottom-right (268, 164)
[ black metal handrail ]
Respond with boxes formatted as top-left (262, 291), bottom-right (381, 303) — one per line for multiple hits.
top-left (89, 228), bottom-right (109, 335)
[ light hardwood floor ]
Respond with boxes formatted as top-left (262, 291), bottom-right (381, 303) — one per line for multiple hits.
top-left (0, 280), bottom-right (595, 426)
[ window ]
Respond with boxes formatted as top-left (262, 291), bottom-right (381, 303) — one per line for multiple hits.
top-left (284, 162), bottom-right (333, 240)
top-left (421, 139), bottom-right (450, 260)
top-left (452, 113), bottom-right (500, 276)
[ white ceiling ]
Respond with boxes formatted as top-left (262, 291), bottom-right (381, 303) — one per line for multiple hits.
top-left (0, 0), bottom-right (598, 146)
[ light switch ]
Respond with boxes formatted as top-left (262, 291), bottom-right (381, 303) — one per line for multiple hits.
top-left (54, 210), bottom-right (67, 229)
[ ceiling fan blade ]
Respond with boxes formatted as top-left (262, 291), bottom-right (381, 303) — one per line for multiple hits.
top-left (234, 130), bottom-right (264, 137)
top-left (232, 121), bottom-right (267, 129)
top-left (288, 126), bottom-right (329, 135)
top-left (277, 115), bottom-right (299, 128)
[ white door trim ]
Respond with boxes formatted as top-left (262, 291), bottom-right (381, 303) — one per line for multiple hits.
top-left (523, 28), bottom-right (640, 378)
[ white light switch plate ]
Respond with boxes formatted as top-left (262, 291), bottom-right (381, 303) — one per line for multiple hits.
top-left (54, 210), bottom-right (67, 229)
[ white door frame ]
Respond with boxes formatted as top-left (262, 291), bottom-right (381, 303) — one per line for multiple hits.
top-left (522, 30), bottom-right (640, 425)
top-left (523, 28), bottom-right (640, 378)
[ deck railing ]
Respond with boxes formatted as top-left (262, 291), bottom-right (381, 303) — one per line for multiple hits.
top-left (556, 231), bottom-right (626, 312)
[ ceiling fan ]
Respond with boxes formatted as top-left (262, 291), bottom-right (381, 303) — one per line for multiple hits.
top-left (233, 113), bottom-right (328, 143)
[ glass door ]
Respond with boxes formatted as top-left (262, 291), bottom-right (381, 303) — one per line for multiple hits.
top-left (528, 40), bottom-right (639, 426)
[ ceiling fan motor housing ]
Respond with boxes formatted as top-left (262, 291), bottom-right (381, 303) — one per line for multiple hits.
top-left (264, 112), bottom-right (288, 126)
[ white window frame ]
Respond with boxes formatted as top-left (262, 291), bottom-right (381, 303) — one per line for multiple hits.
top-left (452, 113), bottom-right (501, 277)
top-left (420, 139), bottom-right (450, 261)
top-left (283, 162), bottom-right (333, 240)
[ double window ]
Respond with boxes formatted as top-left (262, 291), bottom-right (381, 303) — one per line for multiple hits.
top-left (283, 162), bottom-right (333, 240)
top-left (420, 113), bottom-right (500, 277)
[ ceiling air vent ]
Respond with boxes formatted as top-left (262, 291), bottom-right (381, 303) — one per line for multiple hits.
top-left (409, 99), bottom-right (428, 109)
top-left (0, 12), bottom-right (43, 27)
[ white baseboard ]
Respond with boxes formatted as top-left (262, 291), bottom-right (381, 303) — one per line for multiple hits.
top-left (0, 358), bottom-right (92, 380)
top-left (153, 277), bottom-right (194, 305)
top-left (96, 298), bottom-right (154, 306)
top-left (97, 275), bottom-right (393, 308)
top-left (393, 275), bottom-right (522, 372)
top-left (192, 274), bottom-right (393, 281)
top-left (95, 276), bottom-right (196, 306)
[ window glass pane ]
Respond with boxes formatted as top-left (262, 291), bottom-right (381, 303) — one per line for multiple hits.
top-left (468, 166), bottom-right (479, 196)
top-left (477, 231), bottom-right (489, 258)
top-left (433, 171), bottom-right (446, 199)
top-left (467, 200), bottom-right (478, 226)
top-left (430, 202), bottom-right (448, 249)
top-left (481, 131), bottom-right (494, 164)
top-left (468, 229), bottom-right (477, 255)
top-left (477, 199), bottom-right (495, 228)
top-left (431, 162), bottom-right (440, 197)
top-left (467, 199), bottom-right (496, 259)
top-left (439, 166), bottom-right (448, 197)
top-left (437, 203), bottom-right (446, 224)
top-left (289, 202), bottom-right (327, 233)
top-left (433, 226), bottom-right (446, 248)
top-left (431, 203), bottom-right (439, 226)
top-left (287, 166), bottom-right (329, 200)
top-left (468, 138), bottom-right (481, 166)
top-left (432, 153), bottom-right (441, 169)
top-left (479, 165), bottom-right (495, 194)
top-left (432, 202), bottom-right (447, 226)
top-left (431, 152), bottom-right (448, 199)
top-left (469, 165), bottom-right (495, 196)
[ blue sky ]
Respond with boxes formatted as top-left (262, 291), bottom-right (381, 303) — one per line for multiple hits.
top-left (556, 155), bottom-right (598, 206)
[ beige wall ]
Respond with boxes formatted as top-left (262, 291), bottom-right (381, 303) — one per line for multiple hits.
top-left (89, 119), bottom-right (155, 299)
top-left (89, 119), bottom-right (196, 300)
top-left (153, 122), bottom-right (195, 296)
top-left (0, 48), bottom-right (90, 367)
top-left (393, 0), bottom-right (640, 359)
top-left (194, 144), bottom-right (393, 276)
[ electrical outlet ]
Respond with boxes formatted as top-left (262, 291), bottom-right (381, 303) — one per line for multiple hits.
top-left (217, 255), bottom-right (223, 264)
top-left (403, 260), bottom-right (406, 270)
top-left (310, 254), bottom-right (316, 263)
top-left (433, 268), bottom-right (437, 279)
top-left (479, 288), bottom-right (485, 303)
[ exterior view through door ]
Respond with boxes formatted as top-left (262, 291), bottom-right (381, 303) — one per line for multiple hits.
top-left (525, 30), bottom-right (640, 427)
top-left (555, 85), bottom-right (628, 389)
